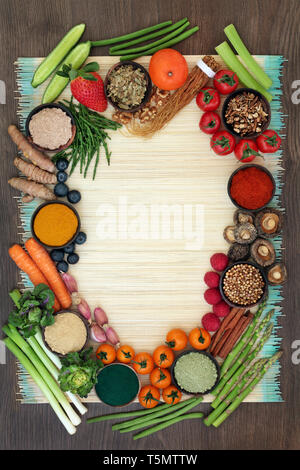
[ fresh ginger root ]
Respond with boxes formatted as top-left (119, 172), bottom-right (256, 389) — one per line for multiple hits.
top-left (8, 125), bottom-right (56, 173)
top-left (14, 157), bottom-right (57, 184)
top-left (8, 177), bottom-right (57, 202)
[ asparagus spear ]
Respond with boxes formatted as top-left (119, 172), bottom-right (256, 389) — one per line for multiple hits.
top-left (212, 351), bottom-right (282, 427)
top-left (212, 320), bottom-right (274, 400)
top-left (220, 301), bottom-right (267, 375)
top-left (204, 358), bottom-right (267, 426)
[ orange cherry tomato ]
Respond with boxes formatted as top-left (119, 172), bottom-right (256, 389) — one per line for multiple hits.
top-left (165, 328), bottom-right (188, 351)
top-left (138, 385), bottom-right (161, 408)
top-left (153, 345), bottom-right (174, 368)
top-left (116, 345), bottom-right (135, 364)
top-left (132, 352), bottom-right (154, 375)
top-left (150, 367), bottom-right (172, 389)
top-left (96, 343), bottom-right (116, 364)
top-left (188, 327), bottom-right (211, 350)
top-left (162, 385), bottom-right (182, 405)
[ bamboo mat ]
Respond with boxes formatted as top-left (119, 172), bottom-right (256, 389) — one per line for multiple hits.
top-left (14, 55), bottom-right (285, 404)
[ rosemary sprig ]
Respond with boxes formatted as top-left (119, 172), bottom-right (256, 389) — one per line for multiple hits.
top-left (53, 98), bottom-right (122, 179)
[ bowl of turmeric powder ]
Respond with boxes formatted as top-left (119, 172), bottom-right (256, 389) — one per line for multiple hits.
top-left (31, 201), bottom-right (80, 249)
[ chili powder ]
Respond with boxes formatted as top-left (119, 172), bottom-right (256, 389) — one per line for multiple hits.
top-left (229, 166), bottom-right (274, 210)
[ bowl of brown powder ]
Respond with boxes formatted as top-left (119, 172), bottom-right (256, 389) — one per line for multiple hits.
top-left (25, 103), bottom-right (76, 152)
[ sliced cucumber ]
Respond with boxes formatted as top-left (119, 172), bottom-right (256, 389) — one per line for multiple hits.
top-left (42, 41), bottom-right (91, 103)
top-left (31, 23), bottom-right (86, 88)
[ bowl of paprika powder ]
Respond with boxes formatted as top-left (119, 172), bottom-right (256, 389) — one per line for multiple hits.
top-left (228, 164), bottom-right (275, 211)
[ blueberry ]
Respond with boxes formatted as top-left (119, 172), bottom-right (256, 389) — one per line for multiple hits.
top-left (56, 260), bottom-right (69, 273)
top-left (67, 190), bottom-right (81, 204)
top-left (57, 171), bottom-right (68, 183)
top-left (64, 242), bottom-right (75, 254)
top-left (56, 158), bottom-right (69, 171)
top-left (50, 249), bottom-right (64, 262)
top-left (54, 182), bottom-right (69, 197)
top-left (67, 253), bottom-right (79, 265)
top-left (75, 231), bottom-right (87, 245)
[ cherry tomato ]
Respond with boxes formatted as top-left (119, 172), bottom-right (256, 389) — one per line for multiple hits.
top-left (165, 328), bottom-right (188, 351)
top-left (210, 130), bottom-right (235, 155)
top-left (213, 69), bottom-right (239, 94)
top-left (150, 367), bottom-right (172, 389)
top-left (138, 385), bottom-right (160, 408)
top-left (153, 345), bottom-right (174, 368)
top-left (256, 129), bottom-right (281, 153)
top-left (162, 385), bottom-right (182, 405)
top-left (116, 345), bottom-right (135, 364)
top-left (188, 327), bottom-right (211, 350)
top-left (234, 139), bottom-right (261, 163)
top-left (199, 111), bottom-right (221, 135)
top-left (132, 352), bottom-right (154, 375)
top-left (196, 87), bottom-right (220, 111)
top-left (96, 343), bottom-right (116, 364)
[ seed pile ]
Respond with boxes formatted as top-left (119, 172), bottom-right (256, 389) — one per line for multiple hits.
top-left (107, 65), bottom-right (147, 110)
top-left (225, 91), bottom-right (268, 136)
top-left (222, 263), bottom-right (265, 305)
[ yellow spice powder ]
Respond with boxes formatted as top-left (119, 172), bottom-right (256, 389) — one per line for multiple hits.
top-left (33, 203), bottom-right (78, 246)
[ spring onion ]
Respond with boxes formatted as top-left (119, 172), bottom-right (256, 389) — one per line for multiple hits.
top-left (91, 20), bottom-right (172, 47)
top-left (3, 324), bottom-right (81, 427)
top-left (120, 26), bottom-right (199, 62)
top-left (110, 21), bottom-right (190, 56)
top-left (224, 24), bottom-right (272, 89)
top-left (4, 337), bottom-right (76, 434)
top-left (215, 41), bottom-right (273, 102)
top-left (109, 18), bottom-right (188, 53)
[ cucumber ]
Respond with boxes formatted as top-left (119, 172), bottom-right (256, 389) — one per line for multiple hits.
top-left (42, 41), bottom-right (91, 104)
top-left (31, 23), bottom-right (86, 88)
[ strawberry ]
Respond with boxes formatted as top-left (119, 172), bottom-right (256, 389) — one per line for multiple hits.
top-left (57, 62), bottom-right (107, 112)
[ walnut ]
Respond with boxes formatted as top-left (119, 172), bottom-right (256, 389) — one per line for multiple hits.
top-left (139, 105), bottom-right (158, 123)
top-left (112, 111), bottom-right (132, 125)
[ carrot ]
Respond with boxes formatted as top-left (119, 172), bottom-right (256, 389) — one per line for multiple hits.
top-left (8, 244), bottom-right (61, 311)
top-left (25, 238), bottom-right (72, 309)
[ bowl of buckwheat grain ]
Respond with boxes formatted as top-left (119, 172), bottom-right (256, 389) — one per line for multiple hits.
top-left (220, 261), bottom-right (268, 308)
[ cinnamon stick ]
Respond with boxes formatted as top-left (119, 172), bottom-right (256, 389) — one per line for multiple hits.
top-left (209, 307), bottom-right (241, 351)
top-left (210, 329), bottom-right (232, 357)
top-left (218, 312), bottom-right (254, 359)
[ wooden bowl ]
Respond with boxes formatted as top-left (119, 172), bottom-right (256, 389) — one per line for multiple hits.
top-left (31, 200), bottom-right (81, 249)
top-left (221, 88), bottom-right (271, 139)
top-left (104, 60), bottom-right (152, 113)
top-left (170, 350), bottom-right (220, 396)
top-left (42, 310), bottom-right (90, 358)
top-left (25, 103), bottom-right (76, 153)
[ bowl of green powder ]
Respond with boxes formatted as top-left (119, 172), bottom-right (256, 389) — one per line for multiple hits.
top-left (95, 363), bottom-right (141, 407)
top-left (171, 350), bottom-right (220, 395)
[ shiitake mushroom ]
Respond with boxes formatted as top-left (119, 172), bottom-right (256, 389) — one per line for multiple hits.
top-left (227, 243), bottom-right (250, 262)
top-left (223, 225), bottom-right (236, 244)
top-left (254, 207), bottom-right (282, 238)
top-left (233, 209), bottom-right (254, 225)
top-left (250, 238), bottom-right (276, 267)
top-left (234, 223), bottom-right (257, 245)
top-left (267, 263), bottom-right (287, 285)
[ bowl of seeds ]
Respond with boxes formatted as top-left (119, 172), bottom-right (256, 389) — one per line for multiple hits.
top-left (104, 60), bottom-right (152, 113)
top-left (220, 261), bottom-right (268, 308)
top-left (222, 88), bottom-right (271, 138)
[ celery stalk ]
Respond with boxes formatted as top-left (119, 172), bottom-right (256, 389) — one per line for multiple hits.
top-left (224, 24), bottom-right (272, 89)
top-left (215, 41), bottom-right (273, 102)
top-left (4, 324), bottom-right (81, 427)
top-left (34, 327), bottom-right (88, 415)
top-left (4, 337), bottom-right (76, 435)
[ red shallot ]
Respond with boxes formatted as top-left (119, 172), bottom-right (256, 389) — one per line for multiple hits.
top-left (94, 307), bottom-right (120, 348)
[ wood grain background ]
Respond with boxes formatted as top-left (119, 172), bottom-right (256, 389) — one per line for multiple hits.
top-left (0, 0), bottom-right (300, 451)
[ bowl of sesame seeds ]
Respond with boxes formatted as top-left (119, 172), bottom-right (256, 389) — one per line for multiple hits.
top-left (220, 261), bottom-right (268, 308)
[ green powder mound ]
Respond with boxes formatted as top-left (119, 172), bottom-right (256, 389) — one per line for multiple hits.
top-left (174, 352), bottom-right (218, 393)
top-left (95, 364), bottom-right (140, 406)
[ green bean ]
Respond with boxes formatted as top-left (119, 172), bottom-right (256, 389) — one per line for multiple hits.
top-left (87, 402), bottom-right (173, 424)
top-left (112, 397), bottom-right (197, 431)
top-left (110, 22), bottom-right (190, 56)
top-left (118, 397), bottom-right (203, 433)
top-left (91, 21), bottom-right (172, 47)
top-left (32, 23), bottom-right (85, 88)
top-left (120, 26), bottom-right (199, 62)
top-left (109, 18), bottom-right (188, 53)
top-left (133, 412), bottom-right (204, 440)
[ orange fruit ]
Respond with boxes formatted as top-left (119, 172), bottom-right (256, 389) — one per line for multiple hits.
top-left (149, 49), bottom-right (188, 90)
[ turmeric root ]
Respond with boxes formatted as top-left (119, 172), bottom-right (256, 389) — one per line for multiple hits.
top-left (8, 125), bottom-right (56, 173)
top-left (8, 177), bottom-right (57, 202)
top-left (14, 157), bottom-right (57, 184)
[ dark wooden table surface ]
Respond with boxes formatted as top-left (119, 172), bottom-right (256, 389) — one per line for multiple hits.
top-left (1, 0), bottom-right (299, 451)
